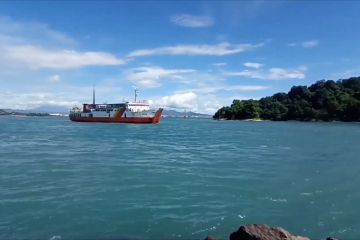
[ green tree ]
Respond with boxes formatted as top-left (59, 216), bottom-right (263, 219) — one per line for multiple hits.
top-left (214, 77), bottom-right (360, 122)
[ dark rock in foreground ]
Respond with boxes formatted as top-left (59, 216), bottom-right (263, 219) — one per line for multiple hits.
top-left (204, 236), bottom-right (218, 240)
top-left (204, 224), bottom-right (340, 240)
top-left (229, 224), bottom-right (310, 240)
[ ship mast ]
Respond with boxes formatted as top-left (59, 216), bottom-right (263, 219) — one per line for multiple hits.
top-left (134, 88), bottom-right (138, 102)
top-left (92, 86), bottom-right (95, 105)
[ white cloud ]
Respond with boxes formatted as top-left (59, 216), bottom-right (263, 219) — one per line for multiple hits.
top-left (171, 14), bottom-right (214, 28)
top-left (267, 68), bottom-right (305, 79)
top-left (0, 16), bottom-right (126, 71)
top-left (222, 85), bottom-right (268, 91)
top-left (0, 84), bottom-right (128, 111)
top-left (0, 91), bottom-right (80, 110)
top-left (3, 45), bottom-right (125, 70)
top-left (177, 85), bottom-right (269, 94)
top-left (154, 82), bottom-right (269, 113)
top-left (125, 66), bottom-right (196, 88)
top-left (225, 67), bottom-right (305, 80)
top-left (288, 40), bottom-right (319, 48)
top-left (212, 62), bottom-right (227, 66)
top-left (154, 91), bottom-right (250, 114)
top-left (302, 40), bottom-right (319, 48)
top-left (0, 88), bottom-right (257, 115)
top-left (244, 62), bottom-right (263, 69)
top-left (128, 42), bottom-right (264, 57)
top-left (48, 74), bottom-right (61, 83)
top-left (331, 68), bottom-right (360, 79)
top-left (156, 92), bottom-right (198, 109)
top-left (0, 15), bottom-right (76, 47)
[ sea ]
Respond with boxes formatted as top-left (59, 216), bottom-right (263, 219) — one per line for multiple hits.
top-left (0, 116), bottom-right (359, 240)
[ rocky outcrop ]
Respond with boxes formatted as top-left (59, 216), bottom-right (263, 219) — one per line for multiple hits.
top-left (204, 224), bottom-right (340, 240)
top-left (204, 236), bottom-right (218, 240)
top-left (229, 224), bottom-right (310, 240)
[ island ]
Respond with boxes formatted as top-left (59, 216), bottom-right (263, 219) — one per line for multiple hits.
top-left (213, 77), bottom-right (360, 122)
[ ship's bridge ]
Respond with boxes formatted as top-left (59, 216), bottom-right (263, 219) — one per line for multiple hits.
top-left (126, 101), bottom-right (150, 112)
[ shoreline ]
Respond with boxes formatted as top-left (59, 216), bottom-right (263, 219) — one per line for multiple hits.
top-left (214, 118), bottom-right (360, 123)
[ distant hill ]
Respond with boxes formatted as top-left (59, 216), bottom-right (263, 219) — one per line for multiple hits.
top-left (0, 105), bottom-right (69, 116)
top-left (29, 105), bottom-right (69, 114)
top-left (0, 109), bottom-right (7, 115)
top-left (0, 109), bottom-right (49, 116)
top-left (163, 109), bottom-right (212, 118)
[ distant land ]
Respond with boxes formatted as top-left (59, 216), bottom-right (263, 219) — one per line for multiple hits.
top-left (0, 109), bottom-right (51, 117)
top-left (214, 76), bottom-right (360, 122)
top-left (0, 108), bottom-right (211, 119)
top-left (0, 105), bottom-right (70, 115)
top-left (163, 109), bottom-right (212, 118)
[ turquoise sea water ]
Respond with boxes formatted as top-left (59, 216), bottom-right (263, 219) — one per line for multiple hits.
top-left (0, 116), bottom-right (359, 240)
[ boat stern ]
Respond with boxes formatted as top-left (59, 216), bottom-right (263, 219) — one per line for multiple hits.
top-left (152, 108), bottom-right (163, 123)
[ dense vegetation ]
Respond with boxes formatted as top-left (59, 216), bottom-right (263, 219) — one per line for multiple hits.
top-left (213, 77), bottom-right (360, 121)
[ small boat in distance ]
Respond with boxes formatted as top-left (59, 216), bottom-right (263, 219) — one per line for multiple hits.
top-left (69, 88), bottom-right (163, 124)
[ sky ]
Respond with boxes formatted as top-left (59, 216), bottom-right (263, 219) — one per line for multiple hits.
top-left (0, 1), bottom-right (360, 114)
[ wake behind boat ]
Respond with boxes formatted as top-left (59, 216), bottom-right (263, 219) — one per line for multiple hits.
top-left (69, 89), bottom-right (163, 124)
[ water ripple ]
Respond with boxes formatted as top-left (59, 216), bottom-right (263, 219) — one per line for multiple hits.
top-left (0, 117), bottom-right (359, 239)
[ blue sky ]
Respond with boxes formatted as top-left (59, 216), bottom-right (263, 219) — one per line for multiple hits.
top-left (0, 1), bottom-right (360, 113)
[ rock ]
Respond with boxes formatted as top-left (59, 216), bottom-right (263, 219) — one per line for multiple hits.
top-left (204, 235), bottom-right (218, 240)
top-left (229, 224), bottom-right (310, 240)
top-left (326, 238), bottom-right (339, 240)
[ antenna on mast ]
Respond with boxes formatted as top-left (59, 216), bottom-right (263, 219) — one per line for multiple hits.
top-left (92, 85), bottom-right (95, 105)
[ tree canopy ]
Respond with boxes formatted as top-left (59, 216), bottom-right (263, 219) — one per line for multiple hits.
top-left (213, 77), bottom-right (360, 122)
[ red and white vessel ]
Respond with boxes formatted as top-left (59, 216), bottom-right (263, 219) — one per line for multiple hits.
top-left (69, 89), bottom-right (163, 124)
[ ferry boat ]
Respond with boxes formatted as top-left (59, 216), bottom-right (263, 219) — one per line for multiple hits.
top-left (69, 89), bottom-right (163, 124)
